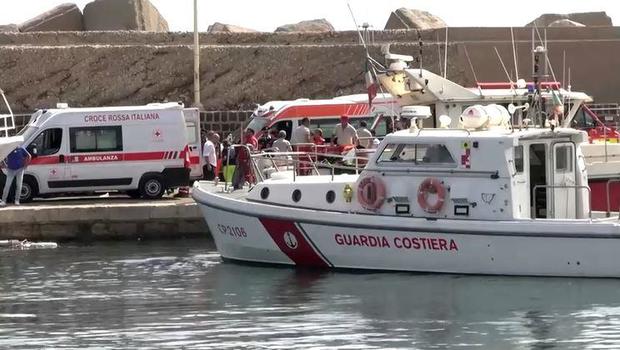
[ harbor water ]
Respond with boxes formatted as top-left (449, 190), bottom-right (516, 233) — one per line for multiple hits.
top-left (2, 238), bottom-right (620, 349)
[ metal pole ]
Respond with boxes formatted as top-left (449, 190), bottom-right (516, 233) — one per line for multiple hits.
top-left (193, 0), bottom-right (201, 108)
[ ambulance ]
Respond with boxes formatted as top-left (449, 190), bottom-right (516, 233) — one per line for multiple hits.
top-left (1, 102), bottom-right (202, 202)
top-left (246, 93), bottom-right (401, 143)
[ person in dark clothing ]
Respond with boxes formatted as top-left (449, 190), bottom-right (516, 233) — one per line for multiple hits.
top-left (1, 146), bottom-right (31, 206)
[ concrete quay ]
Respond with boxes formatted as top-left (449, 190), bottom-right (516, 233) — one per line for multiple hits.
top-left (0, 197), bottom-right (209, 241)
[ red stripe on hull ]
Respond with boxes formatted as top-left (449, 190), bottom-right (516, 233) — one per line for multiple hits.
top-left (259, 218), bottom-right (328, 267)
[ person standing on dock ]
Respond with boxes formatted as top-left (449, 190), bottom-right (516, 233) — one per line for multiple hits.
top-left (202, 131), bottom-right (217, 181)
top-left (0, 146), bottom-right (31, 206)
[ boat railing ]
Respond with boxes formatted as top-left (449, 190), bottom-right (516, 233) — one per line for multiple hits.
top-left (252, 148), bottom-right (368, 181)
top-left (532, 184), bottom-right (592, 219)
top-left (0, 89), bottom-right (16, 137)
top-left (220, 144), bottom-right (370, 190)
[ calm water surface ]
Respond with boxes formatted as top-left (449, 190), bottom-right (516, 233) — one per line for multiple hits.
top-left (1, 238), bottom-right (620, 349)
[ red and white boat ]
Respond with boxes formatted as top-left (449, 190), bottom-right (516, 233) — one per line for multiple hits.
top-left (194, 108), bottom-right (620, 277)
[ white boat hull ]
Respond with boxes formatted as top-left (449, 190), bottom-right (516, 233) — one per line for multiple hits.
top-left (0, 136), bottom-right (23, 161)
top-left (193, 184), bottom-right (620, 277)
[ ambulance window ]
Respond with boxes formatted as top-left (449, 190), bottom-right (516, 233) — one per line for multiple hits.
top-left (274, 120), bottom-right (292, 141)
top-left (186, 122), bottom-right (198, 143)
top-left (70, 126), bottom-right (123, 153)
top-left (309, 118), bottom-right (339, 143)
top-left (30, 128), bottom-right (62, 156)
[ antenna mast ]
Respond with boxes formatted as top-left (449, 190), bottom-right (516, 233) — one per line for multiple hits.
top-left (463, 45), bottom-right (479, 86)
top-left (436, 32), bottom-right (443, 77)
top-left (494, 47), bottom-right (513, 86)
top-left (443, 27), bottom-right (448, 79)
top-left (510, 27), bottom-right (519, 81)
top-left (417, 30), bottom-right (423, 77)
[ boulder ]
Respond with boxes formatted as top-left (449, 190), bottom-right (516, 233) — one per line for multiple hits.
top-left (0, 24), bottom-right (19, 33)
top-left (207, 22), bottom-right (257, 33)
top-left (19, 3), bottom-right (83, 32)
top-left (275, 19), bottom-right (334, 33)
top-left (548, 19), bottom-right (586, 28)
top-left (527, 11), bottom-right (612, 27)
top-left (384, 8), bottom-right (446, 30)
top-left (83, 0), bottom-right (168, 32)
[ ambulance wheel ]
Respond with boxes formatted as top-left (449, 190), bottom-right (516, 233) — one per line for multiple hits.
top-left (139, 175), bottom-right (165, 199)
top-left (19, 176), bottom-right (38, 203)
top-left (126, 190), bottom-right (142, 199)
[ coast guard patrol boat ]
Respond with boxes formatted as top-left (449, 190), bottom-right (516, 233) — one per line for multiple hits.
top-left (193, 106), bottom-right (620, 278)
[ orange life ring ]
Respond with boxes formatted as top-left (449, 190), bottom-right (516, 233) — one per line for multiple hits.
top-left (357, 175), bottom-right (386, 211)
top-left (417, 177), bottom-right (446, 213)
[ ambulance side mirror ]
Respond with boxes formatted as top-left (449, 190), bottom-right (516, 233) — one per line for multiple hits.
top-left (27, 145), bottom-right (38, 158)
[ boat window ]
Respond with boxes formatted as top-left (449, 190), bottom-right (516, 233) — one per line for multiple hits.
top-left (70, 126), bottom-right (123, 153)
top-left (570, 107), bottom-right (596, 130)
top-left (513, 146), bottom-right (524, 173)
top-left (378, 143), bottom-right (456, 166)
top-left (555, 144), bottom-right (573, 173)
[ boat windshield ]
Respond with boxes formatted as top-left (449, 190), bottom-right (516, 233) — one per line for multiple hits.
top-left (378, 143), bottom-right (456, 166)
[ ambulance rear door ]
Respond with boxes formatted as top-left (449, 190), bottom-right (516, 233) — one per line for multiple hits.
top-left (184, 108), bottom-right (203, 180)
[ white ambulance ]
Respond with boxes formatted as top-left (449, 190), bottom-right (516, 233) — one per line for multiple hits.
top-left (2, 102), bottom-right (202, 202)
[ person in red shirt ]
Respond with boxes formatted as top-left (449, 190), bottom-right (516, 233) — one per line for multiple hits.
top-left (232, 128), bottom-right (258, 189)
top-left (244, 128), bottom-right (258, 150)
top-left (312, 128), bottom-right (325, 145)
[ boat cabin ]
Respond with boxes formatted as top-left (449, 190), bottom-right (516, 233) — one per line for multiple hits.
top-left (248, 126), bottom-right (590, 221)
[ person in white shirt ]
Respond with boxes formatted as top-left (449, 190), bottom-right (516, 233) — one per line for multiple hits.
top-left (290, 117), bottom-right (311, 145)
top-left (356, 120), bottom-right (372, 148)
top-left (202, 131), bottom-right (217, 180)
top-left (332, 115), bottom-right (358, 146)
top-left (272, 130), bottom-right (292, 152)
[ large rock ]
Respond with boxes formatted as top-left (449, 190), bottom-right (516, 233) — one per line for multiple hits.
top-left (275, 19), bottom-right (334, 33)
top-left (527, 12), bottom-right (612, 27)
top-left (83, 0), bottom-right (168, 32)
top-left (19, 3), bottom-right (83, 32)
top-left (548, 19), bottom-right (586, 28)
top-left (384, 8), bottom-right (446, 30)
top-left (0, 24), bottom-right (19, 33)
top-left (207, 22), bottom-right (257, 33)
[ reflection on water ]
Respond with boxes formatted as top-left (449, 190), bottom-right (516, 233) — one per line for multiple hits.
top-left (1, 239), bottom-right (620, 349)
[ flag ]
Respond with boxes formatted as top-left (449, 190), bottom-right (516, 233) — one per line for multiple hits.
top-left (365, 69), bottom-right (378, 108)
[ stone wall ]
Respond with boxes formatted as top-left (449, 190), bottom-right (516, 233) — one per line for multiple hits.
top-left (0, 27), bottom-right (618, 120)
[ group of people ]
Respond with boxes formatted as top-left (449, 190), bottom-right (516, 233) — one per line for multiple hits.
top-left (204, 114), bottom-right (387, 189)
top-left (250, 115), bottom-right (380, 153)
